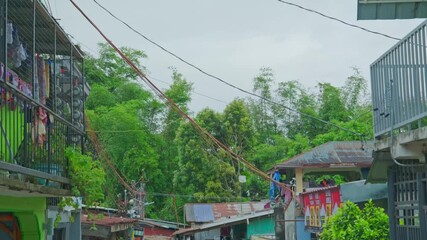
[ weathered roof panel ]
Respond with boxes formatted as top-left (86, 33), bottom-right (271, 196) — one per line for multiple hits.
top-left (185, 201), bottom-right (268, 222)
top-left (275, 141), bottom-right (373, 169)
top-left (185, 204), bottom-right (214, 223)
top-left (81, 215), bottom-right (137, 226)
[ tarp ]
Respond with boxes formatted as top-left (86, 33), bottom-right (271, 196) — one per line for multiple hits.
top-left (0, 106), bottom-right (24, 162)
top-left (269, 170), bottom-right (281, 201)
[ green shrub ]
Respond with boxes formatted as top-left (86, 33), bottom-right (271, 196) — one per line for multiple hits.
top-left (321, 200), bottom-right (389, 240)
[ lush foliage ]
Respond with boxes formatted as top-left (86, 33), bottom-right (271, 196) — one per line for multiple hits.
top-left (83, 43), bottom-right (373, 221)
top-left (66, 147), bottom-right (106, 204)
top-left (54, 148), bottom-right (106, 227)
top-left (321, 200), bottom-right (389, 240)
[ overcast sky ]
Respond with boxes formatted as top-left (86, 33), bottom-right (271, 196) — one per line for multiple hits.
top-left (51, 0), bottom-right (423, 114)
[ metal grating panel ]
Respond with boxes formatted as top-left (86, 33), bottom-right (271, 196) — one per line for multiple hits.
top-left (358, 0), bottom-right (427, 20)
top-left (371, 20), bottom-right (427, 138)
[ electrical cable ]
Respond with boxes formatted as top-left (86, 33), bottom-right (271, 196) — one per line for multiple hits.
top-left (70, 0), bottom-right (296, 204)
top-left (91, 0), bottom-right (365, 139)
top-left (147, 75), bottom-right (228, 105)
top-left (146, 192), bottom-right (255, 201)
top-left (85, 115), bottom-right (136, 194)
top-left (276, 0), bottom-right (400, 41)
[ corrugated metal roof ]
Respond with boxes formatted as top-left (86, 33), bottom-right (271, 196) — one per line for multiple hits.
top-left (185, 204), bottom-right (214, 223)
top-left (276, 141), bottom-right (373, 169)
top-left (141, 219), bottom-right (181, 230)
top-left (174, 209), bottom-right (274, 236)
top-left (300, 186), bottom-right (340, 196)
top-left (185, 201), bottom-right (268, 222)
top-left (81, 215), bottom-right (137, 226)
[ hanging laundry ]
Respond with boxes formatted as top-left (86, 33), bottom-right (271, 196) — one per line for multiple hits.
top-left (32, 107), bottom-right (47, 146)
top-left (45, 62), bottom-right (50, 97)
top-left (6, 22), bottom-right (13, 44)
top-left (36, 55), bottom-right (47, 102)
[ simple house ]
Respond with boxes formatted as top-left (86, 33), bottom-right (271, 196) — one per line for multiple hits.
top-left (174, 202), bottom-right (273, 240)
top-left (274, 141), bottom-right (389, 240)
top-left (274, 141), bottom-right (373, 194)
top-left (81, 215), bottom-right (137, 240)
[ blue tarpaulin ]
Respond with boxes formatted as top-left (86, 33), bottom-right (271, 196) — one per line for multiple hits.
top-left (269, 170), bottom-right (281, 200)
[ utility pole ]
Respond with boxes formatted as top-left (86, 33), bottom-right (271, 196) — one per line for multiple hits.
top-left (138, 181), bottom-right (145, 219)
top-left (274, 202), bottom-right (286, 240)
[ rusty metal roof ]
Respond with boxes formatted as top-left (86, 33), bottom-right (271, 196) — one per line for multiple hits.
top-left (174, 209), bottom-right (274, 236)
top-left (81, 215), bottom-right (137, 226)
top-left (275, 141), bottom-right (373, 169)
top-left (184, 201), bottom-right (268, 222)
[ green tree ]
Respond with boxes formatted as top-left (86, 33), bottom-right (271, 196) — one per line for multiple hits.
top-left (173, 109), bottom-right (236, 201)
top-left (249, 67), bottom-right (278, 143)
top-left (321, 200), bottom-right (389, 240)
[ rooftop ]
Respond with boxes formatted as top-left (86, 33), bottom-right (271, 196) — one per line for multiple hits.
top-left (174, 209), bottom-right (274, 236)
top-left (81, 215), bottom-right (138, 227)
top-left (275, 141), bottom-right (373, 169)
top-left (184, 201), bottom-right (268, 223)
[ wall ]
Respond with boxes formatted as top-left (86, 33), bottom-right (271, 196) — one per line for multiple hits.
top-left (295, 216), bottom-right (310, 240)
top-left (247, 217), bottom-right (274, 239)
top-left (0, 196), bottom-right (46, 240)
top-left (285, 200), bottom-right (296, 240)
top-left (195, 228), bottom-right (220, 240)
top-left (47, 208), bottom-right (82, 240)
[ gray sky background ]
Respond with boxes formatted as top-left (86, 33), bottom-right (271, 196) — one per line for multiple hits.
top-left (51, 0), bottom-right (423, 113)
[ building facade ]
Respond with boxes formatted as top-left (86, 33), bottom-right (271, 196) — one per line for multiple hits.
top-left (367, 19), bottom-right (427, 240)
top-left (0, 0), bottom-right (86, 239)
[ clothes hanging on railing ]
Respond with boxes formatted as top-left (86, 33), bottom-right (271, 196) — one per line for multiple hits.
top-left (45, 62), bottom-right (50, 98)
top-left (7, 24), bottom-right (28, 69)
top-left (6, 22), bottom-right (13, 44)
top-left (31, 106), bottom-right (47, 146)
top-left (36, 55), bottom-right (47, 103)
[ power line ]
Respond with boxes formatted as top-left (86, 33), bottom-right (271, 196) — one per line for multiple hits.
top-left (147, 75), bottom-right (228, 105)
top-left (69, 0), bottom-right (295, 198)
top-left (146, 192), bottom-right (252, 201)
top-left (91, 0), bottom-right (365, 138)
top-left (276, 0), bottom-right (400, 41)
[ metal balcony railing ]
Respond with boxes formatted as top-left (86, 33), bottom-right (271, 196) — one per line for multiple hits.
top-left (371, 20), bottom-right (427, 138)
top-left (0, 0), bottom-right (86, 193)
top-left (0, 81), bottom-right (84, 190)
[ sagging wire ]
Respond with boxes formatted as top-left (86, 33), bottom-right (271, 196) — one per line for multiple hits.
top-left (91, 0), bottom-right (366, 142)
top-left (69, 0), bottom-right (298, 204)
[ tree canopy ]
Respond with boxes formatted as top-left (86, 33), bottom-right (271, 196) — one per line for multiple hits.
top-left (83, 43), bottom-right (373, 221)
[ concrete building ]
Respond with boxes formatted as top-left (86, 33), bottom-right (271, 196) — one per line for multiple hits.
top-left (0, 0), bottom-right (87, 239)
top-left (365, 19), bottom-right (427, 240)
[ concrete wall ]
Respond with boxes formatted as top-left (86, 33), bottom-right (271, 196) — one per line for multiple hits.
top-left (295, 216), bottom-right (310, 240)
top-left (285, 200), bottom-right (296, 240)
top-left (0, 196), bottom-right (45, 240)
top-left (47, 207), bottom-right (82, 240)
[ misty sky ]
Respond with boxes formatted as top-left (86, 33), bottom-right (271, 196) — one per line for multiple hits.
top-left (51, 0), bottom-right (423, 113)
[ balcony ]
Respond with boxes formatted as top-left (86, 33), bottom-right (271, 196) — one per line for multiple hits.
top-left (0, 0), bottom-right (86, 196)
top-left (371, 20), bottom-right (427, 140)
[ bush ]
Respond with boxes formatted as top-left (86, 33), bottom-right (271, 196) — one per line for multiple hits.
top-left (321, 200), bottom-right (389, 240)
